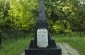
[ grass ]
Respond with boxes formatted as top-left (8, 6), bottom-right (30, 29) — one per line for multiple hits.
top-left (0, 34), bottom-right (32, 55)
top-left (0, 32), bottom-right (85, 55)
top-left (53, 32), bottom-right (85, 55)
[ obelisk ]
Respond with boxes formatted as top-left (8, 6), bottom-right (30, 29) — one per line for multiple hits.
top-left (37, 0), bottom-right (48, 48)
top-left (25, 0), bottom-right (62, 55)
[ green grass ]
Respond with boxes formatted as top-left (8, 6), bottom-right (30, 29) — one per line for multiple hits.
top-left (0, 34), bottom-right (32, 55)
top-left (53, 32), bottom-right (85, 55)
top-left (0, 32), bottom-right (85, 55)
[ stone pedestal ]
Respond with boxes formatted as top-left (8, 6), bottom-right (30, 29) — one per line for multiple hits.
top-left (25, 40), bottom-right (61, 55)
top-left (25, 22), bottom-right (62, 55)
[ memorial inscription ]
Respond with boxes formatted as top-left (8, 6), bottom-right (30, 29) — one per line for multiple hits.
top-left (37, 29), bottom-right (48, 48)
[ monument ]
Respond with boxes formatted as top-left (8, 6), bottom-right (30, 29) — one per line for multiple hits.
top-left (25, 0), bottom-right (62, 55)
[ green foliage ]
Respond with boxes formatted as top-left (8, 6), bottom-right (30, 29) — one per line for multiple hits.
top-left (46, 0), bottom-right (85, 33)
top-left (0, 0), bottom-right (85, 32)
top-left (0, 0), bottom-right (39, 31)
top-left (8, 0), bottom-right (38, 30)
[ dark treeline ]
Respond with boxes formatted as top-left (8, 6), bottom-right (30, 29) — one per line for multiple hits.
top-left (0, 29), bottom-right (31, 48)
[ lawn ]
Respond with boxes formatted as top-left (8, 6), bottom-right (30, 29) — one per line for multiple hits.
top-left (0, 32), bottom-right (85, 55)
top-left (53, 32), bottom-right (85, 55)
top-left (0, 33), bottom-right (32, 55)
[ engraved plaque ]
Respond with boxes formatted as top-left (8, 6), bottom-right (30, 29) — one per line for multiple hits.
top-left (37, 29), bottom-right (48, 48)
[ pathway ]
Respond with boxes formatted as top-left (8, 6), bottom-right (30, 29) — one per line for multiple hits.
top-left (20, 43), bottom-right (80, 55)
top-left (58, 43), bottom-right (79, 55)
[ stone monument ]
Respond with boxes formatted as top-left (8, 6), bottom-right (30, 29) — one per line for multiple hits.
top-left (25, 0), bottom-right (62, 55)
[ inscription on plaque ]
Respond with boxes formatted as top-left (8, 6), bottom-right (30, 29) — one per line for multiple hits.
top-left (37, 29), bottom-right (48, 48)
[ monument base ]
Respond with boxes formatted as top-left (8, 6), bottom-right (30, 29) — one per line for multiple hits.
top-left (25, 40), bottom-right (62, 55)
